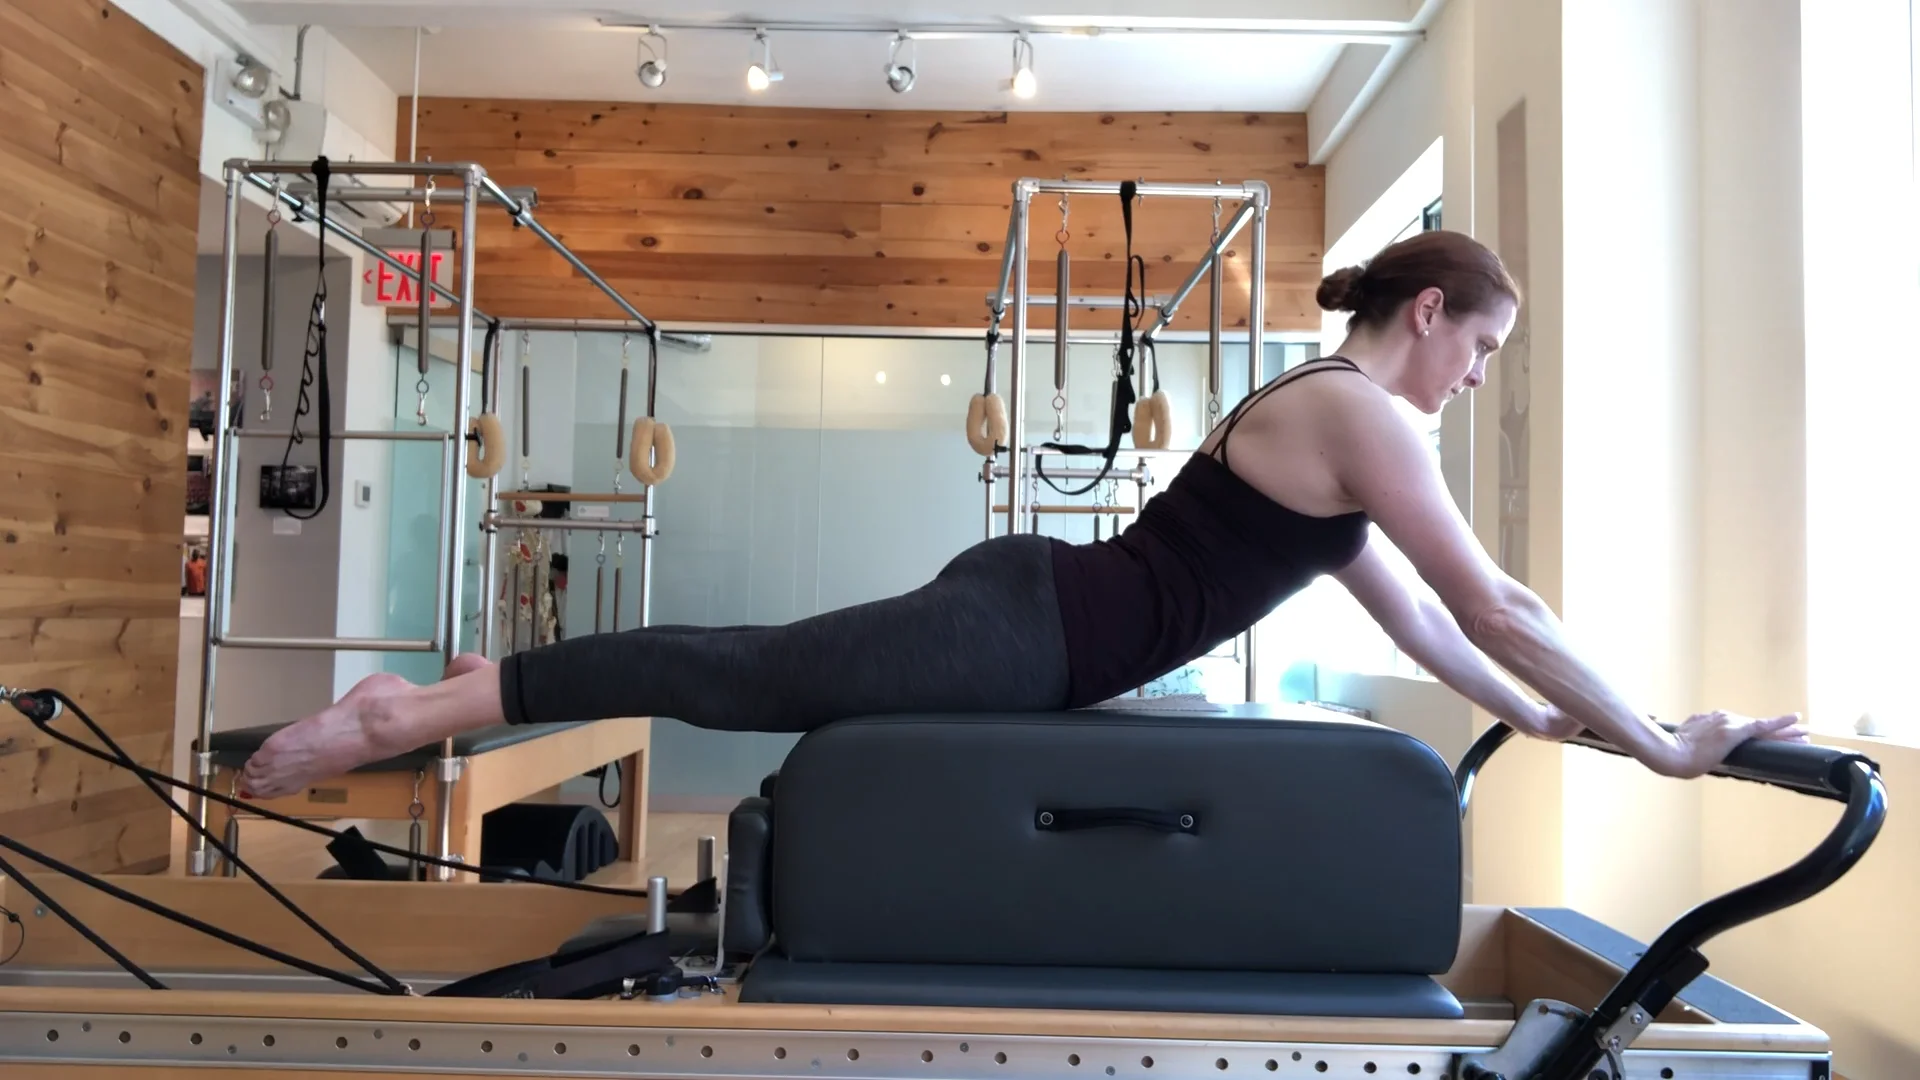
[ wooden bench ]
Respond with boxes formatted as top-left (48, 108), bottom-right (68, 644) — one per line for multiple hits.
top-left (202, 717), bottom-right (650, 879)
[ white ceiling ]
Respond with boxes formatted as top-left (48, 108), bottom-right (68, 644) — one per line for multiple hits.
top-left (229, 0), bottom-right (1434, 117)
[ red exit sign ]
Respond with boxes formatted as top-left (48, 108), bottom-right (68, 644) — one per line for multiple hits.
top-left (360, 227), bottom-right (456, 308)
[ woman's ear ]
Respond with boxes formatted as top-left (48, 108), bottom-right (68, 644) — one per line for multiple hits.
top-left (1409, 286), bottom-right (1446, 334)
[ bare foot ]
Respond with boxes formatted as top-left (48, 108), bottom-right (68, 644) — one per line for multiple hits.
top-left (444, 651), bottom-right (492, 679)
top-left (240, 673), bottom-right (411, 799)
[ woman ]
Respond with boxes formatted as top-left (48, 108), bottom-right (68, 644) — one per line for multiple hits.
top-left (239, 230), bottom-right (1802, 799)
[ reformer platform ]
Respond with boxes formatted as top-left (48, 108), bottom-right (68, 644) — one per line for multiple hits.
top-left (201, 715), bottom-right (651, 875)
top-left (0, 693), bottom-right (1883, 1080)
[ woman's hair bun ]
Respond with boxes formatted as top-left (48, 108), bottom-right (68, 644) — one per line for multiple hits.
top-left (1316, 265), bottom-right (1367, 312)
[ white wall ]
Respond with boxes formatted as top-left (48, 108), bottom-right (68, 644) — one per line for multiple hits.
top-left (1558, 0), bottom-right (1706, 942)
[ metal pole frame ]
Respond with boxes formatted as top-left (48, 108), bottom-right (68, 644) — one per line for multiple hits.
top-left (984, 177), bottom-right (1274, 702)
top-left (476, 328), bottom-right (504, 661)
top-left (1005, 184), bottom-right (1032, 538)
top-left (1139, 199), bottom-right (1257, 343)
top-left (188, 166), bottom-right (246, 877)
top-left (429, 168), bottom-right (481, 880)
top-left (190, 158), bottom-right (664, 878)
top-left (1244, 181), bottom-right (1271, 704)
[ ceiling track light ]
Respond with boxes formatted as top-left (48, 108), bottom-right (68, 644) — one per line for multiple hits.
top-left (746, 29), bottom-right (783, 92)
top-left (1009, 33), bottom-right (1036, 99)
top-left (884, 32), bottom-right (916, 93)
top-left (635, 26), bottom-right (668, 88)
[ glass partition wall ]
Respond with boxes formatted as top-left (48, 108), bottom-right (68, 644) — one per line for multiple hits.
top-left (383, 326), bottom-right (1358, 800)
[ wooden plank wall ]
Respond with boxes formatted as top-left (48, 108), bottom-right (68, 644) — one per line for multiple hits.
top-left (406, 100), bottom-right (1326, 332)
top-left (0, 0), bottom-right (203, 873)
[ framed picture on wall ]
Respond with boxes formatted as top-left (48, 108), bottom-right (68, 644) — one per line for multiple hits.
top-left (187, 370), bottom-right (244, 439)
top-left (186, 454), bottom-right (210, 515)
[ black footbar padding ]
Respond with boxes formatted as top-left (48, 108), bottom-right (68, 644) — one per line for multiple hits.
top-left (769, 709), bottom-right (1463, 974)
top-left (724, 796), bottom-right (773, 955)
top-left (738, 956), bottom-right (1464, 1019)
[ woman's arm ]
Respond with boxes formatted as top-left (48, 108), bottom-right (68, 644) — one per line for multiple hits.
top-left (1312, 380), bottom-right (1797, 777)
top-left (1332, 538), bottom-right (1552, 735)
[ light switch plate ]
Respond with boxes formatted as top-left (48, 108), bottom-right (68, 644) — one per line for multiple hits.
top-left (355, 481), bottom-right (373, 508)
top-left (272, 517), bottom-right (301, 536)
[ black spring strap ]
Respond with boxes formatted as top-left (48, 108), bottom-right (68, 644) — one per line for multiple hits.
top-left (1037, 180), bottom-right (1142, 496)
top-left (279, 155), bottom-right (334, 521)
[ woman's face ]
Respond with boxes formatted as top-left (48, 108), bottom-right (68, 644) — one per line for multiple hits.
top-left (1406, 290), bottom-right (1516, 413)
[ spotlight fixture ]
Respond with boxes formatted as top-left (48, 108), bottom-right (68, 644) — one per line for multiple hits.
top-left (884, 33), bottom-right (916, 93)
top-left (1009, 34), bottom-right (1036, 99)
top-left (230, 54), bottom-right (272, 99)
top-left (636, 27), bottom-right (668, 88)
top-left (746, 30), bottom-right (782, 91)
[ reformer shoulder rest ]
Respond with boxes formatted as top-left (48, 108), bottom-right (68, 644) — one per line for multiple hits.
top-left (727, 704), bottom-right (1466, 1017)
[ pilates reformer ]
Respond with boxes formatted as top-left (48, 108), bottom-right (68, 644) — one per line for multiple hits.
top-left (0, 684), bottom-right (1883, 1080)
top-left (970, 177), bottom-right (1271, 699)
top-left (191, 157), bottom-right (677, 883)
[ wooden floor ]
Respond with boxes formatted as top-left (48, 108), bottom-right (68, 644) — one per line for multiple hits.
top-left (167, 798), bottom-right (728, 889)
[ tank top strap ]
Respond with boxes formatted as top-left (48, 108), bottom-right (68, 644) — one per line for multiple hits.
top-left (1208, 356), bottom-right (1366, 469)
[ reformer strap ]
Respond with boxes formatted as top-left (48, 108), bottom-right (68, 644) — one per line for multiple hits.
top-left (428, 927), bottom-right (679, 1000)
top-left (1036, 181), bottom-right (1143, 496)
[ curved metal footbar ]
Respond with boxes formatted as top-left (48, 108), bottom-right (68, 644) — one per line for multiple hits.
top-left (1453, 721), bottom-right (1887, 1080)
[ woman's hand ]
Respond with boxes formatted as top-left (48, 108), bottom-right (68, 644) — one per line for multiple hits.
top-left (1527, 703), bottom-right (1587, 741)
top-left (1660, 710), bottom-right (1807, 778)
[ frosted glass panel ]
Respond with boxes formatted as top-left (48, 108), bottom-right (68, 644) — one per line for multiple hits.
top-left (381, 336), bottom-right (485, 685)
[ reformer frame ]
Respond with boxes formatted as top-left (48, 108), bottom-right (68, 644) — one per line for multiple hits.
top-left (0, 695), bottom-right (1883, 1080)
top-left (194, 158), bottom-right (670, 882)
top-left (981, 177), bottom-right (1269, 701)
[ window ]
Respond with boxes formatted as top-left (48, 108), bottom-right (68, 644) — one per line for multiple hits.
top-left (1255, 153), bottom-right (1449, 700)
top-left (1802, 0), bottom-right (1920, 738)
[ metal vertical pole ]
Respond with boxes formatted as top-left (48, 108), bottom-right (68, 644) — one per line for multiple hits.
top-left (1006, 183), bottom-right (1032, 538)
top-left (476, 328), bottom-right (503, 659)
top-left (1244, 189), bottom-right (1270, 705)
top-left (189, 166), bottom-right (246, 877)
top-left (432, 169), bottom-right (481, 880)
top-left (639, 332), bottom-right (660, 629)
top-left (981, 460), bottom-right (995, 539)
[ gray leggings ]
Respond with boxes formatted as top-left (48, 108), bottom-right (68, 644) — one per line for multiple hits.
top-left (497, 533), bottom-right (1073, 732)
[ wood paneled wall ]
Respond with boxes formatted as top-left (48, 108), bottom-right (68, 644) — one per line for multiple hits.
top-left (0, 0), bottom-right (202, 873)
top-left (406, 100), bottom-right (1326, 332)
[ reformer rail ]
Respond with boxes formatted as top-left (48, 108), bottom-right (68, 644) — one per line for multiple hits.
top-left (982, 176), bottom-right (1271, 703)
top-left (193, 158), bottom-right (668, 883)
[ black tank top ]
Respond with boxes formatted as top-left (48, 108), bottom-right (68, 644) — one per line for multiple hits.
top-left (1049, 357), bottom-right (1372, 706)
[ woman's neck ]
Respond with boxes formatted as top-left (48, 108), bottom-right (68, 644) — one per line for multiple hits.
top-left (1328, 329), bottom-right (1416, 398)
